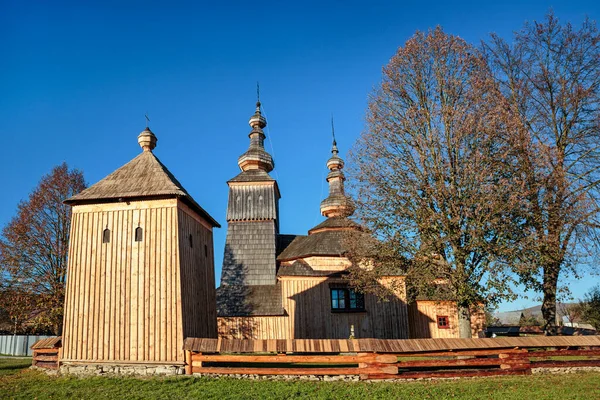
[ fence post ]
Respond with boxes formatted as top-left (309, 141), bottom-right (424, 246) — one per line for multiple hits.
top-left (185, 351), bottom-right (193, 375)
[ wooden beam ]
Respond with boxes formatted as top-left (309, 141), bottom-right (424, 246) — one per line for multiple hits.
top-left (362, 368), bottom-right (531, 380)
top-left (191, 354), bottom-right (397, 364)
top-left (31, 348), bottom-right (60, 354)
top-left (191, 366), bottom-right (397, 375)
top-left (33, 355), bottom-right (59, 362)
top-left (185, 351), bottom-right (192, 375)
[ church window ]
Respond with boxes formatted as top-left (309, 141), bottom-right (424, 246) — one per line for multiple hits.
top-left (102, 228), bottom-right (110, 244)
top-left (204, 244), bottom-right (208, 257)
top-left (331, 288), bottom-right (364, 312)
top-left (437, 315), bottom-right (450, 329)
top-left (135, 227), bottom-right (143, 242)
top-left (189, 234), bottom-right (193, 248)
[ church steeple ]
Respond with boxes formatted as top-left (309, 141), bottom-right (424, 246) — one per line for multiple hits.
top-left (137, 127), bottom-right (157, 152)
top-left (237, 97), bottom-right (274, 172)
top-left (320, 118), bottom-right (354, 218)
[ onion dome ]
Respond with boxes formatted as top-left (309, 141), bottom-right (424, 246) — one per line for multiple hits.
top-left (237, 101), bottom-right (274, 172)
top-left (137, 127), bottom-right (157, 152)
top-left (320, 125), bottom-right (354, 218)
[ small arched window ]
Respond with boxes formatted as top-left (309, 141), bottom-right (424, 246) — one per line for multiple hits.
top-left (189, 234), bottom-right (193, 248)
top-left (102, 228), bottom-right (110, 244)
top-left (204, 244), bottom-right (208, 257)
top-left (135, 227), bottom-right (143, 242)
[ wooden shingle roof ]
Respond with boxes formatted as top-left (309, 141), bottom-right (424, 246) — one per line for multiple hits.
top-left (216, 283), bottom-right (285, 316)
top-left (277, 260), bottom-right (346, 277)
top-left (65, 151), bottom-right (219, 227)
top-left (277, 230), bottom-right (347, 262)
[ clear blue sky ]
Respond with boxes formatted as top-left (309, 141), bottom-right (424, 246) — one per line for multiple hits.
top-left (1, 0), bottom-right (599, 312)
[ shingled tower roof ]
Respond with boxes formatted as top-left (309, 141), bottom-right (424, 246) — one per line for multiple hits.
top-left (217, 96), bottom-right (283, 316)
top-left (65, 126), bottom-right (219, 227)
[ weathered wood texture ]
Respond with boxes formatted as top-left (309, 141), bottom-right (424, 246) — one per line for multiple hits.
top-left (32, 349), bottom-right (60, 369)
top-left (30, 336), bottom-right (61, 350)
top-left (184, 336), bottom-right (600, 354)
top-left (62, 199), bottom-right (216, 364)
top-left (184, 337), bottom-right (600, 379)
top-left (178, 206), bottom-right (217, 339)
top-left (407, 301), bottom-right (486, 339)
top-left (218, 277), bottom-right (409, 339)
top-left (218, 316), bottom-right (289, 340)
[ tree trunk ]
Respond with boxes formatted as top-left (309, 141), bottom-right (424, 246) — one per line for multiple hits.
top-left (457, 305), bottom-right (472, 338)
top-left (542, 263), bottom-right (560, 335)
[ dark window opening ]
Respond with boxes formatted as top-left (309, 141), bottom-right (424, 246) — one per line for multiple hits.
top-left (331, 288), bottom-right (364, 312)
top-left (189, 234), bottom-right (193, 248)
top-left (204, 244), bottom-right (208, 257)
top-left (437, 315), bottom-right (450, 329)
top-left (102, 228), bottom-right (110, 244)
top-left (135, 227), bottom-right (143, 242)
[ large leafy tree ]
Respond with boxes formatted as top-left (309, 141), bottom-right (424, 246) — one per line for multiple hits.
top-left (347, 27), bottom-right (524, 338)
top-left (486, 13), bottom-right (600, 334)
top-left (0, 163), bottom-right (86, 335)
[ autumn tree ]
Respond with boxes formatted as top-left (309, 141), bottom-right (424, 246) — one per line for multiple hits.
top-left (0, 286), bottom-right (36, 334)
top-left (347, 28), bottom-right (524, 338)
top-left (0, 163), bottom-right (86, 335)
top-left (486, 13), bottom-right (600, 334)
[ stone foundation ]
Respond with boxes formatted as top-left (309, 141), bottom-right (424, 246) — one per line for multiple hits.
top-left (531, 366), bottom-right (600, 375)
top-left (59, 363), bottom-right (185, 377)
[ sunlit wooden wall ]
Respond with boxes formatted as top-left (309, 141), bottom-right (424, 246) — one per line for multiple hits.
top-left (62, 199), bottom-right (215, 364)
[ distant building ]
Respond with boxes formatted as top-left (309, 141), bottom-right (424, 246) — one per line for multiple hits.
top-left (216, 100), bottom-right (485, 339)
top-left (61, 127), bottom-right (219, 367)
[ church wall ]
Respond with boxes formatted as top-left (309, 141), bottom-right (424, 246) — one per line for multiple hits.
top-left (177, 201), bottom-right (217, 339)
top-left (62, 199), bottom-right (186, 364)
top-left (217, 316), bottom-right (290, 339)
top-left (281, 277), bottom-right (409, 339)
top-left (407, 300), bottom-right (486, 338)
top-left (217, 276), bottom-right (410, 339)
top-left (299, 257), bottom-right (351, 271)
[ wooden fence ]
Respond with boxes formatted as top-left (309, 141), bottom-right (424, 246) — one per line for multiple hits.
top-left (31, 336), bottom-right (61, 370)
top-left (183, 336), bottom-right (600, 380)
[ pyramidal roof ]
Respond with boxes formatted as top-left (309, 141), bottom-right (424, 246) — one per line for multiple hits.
top-left (65, 127), bottom-right (219, 227)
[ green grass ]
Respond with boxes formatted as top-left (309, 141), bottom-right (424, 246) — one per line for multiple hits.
top-left (1, 358), bottom-right (600, 399)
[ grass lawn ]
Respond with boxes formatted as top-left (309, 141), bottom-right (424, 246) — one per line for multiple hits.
top-left (1, 358), bottom-right (599, 399)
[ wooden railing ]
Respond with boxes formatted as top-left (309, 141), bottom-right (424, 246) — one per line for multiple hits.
top-left (183, 337), bottom-right (600, 380)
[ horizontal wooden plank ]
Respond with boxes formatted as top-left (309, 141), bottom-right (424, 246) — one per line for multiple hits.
top-left (33, 355), bottom-right (59, 362)
top-left (192, 366), bottom-right (397, 375)
top-left (33, 349), bottom-right (60, 354)
top-left (34, 361), bottom-right (59, 369)
top-left (396, 358), bottom-right (507, 368)
top-left (191, 354), bottom-right (398, 364)
top-left (362, 369), bottom-right (531, 380)
top-left (184, 336), bottom-right (600, 354)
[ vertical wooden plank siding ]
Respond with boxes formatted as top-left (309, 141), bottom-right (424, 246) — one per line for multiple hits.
top-left (177, 203), bottom-right (218, 340)
top-left (61, 199), bottom-right (202, 363)
top-left (217, 277), bottom-right (410, 340)
top-left (407, 301), bottom-right (486, 339)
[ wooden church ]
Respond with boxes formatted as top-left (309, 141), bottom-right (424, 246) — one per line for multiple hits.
top-left (59, 98), bottom-right (485, 373)
top-left (216, 101), bottom-right (485, 340)
top-left (61, 126), bottom-right (219, 366)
